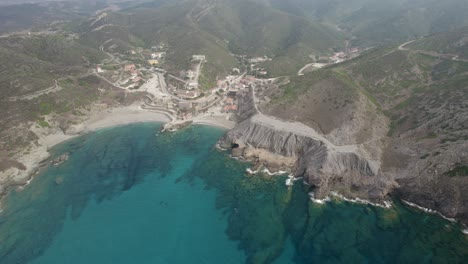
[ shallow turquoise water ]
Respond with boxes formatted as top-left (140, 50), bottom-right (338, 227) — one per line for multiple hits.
top-left (0, 123), bottom-right (466, 264)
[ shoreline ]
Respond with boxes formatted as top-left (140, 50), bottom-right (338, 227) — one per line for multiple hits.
top-left (41, 105), bottom-right (235, 149)
top-left (244, 161), bottom-right (468, 234)
top-left (2, 104), bottom-right (466, 235)
top-left (40, 105), bottom-right (172, 149)
top-left (0, 103), bottom-right (235, 211)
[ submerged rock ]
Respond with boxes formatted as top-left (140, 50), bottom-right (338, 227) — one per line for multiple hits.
top-left (51, 153), bottom-right (69, 167)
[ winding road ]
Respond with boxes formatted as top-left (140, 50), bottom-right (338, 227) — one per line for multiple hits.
top-left (8, 80), bottom-right (62, 101)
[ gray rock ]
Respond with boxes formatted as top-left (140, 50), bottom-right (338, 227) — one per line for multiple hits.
top-left (220, 118), bottom-right (396, 200)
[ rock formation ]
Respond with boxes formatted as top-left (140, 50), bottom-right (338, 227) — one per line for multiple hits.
top-left (220, 89), bottom-right (396, 201)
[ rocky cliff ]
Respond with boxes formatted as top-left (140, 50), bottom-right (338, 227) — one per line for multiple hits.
top-left (220, 88), bottom-right (396, 201)
top-left (220, 115), bottom-right (395, 200)
top-left (221, 85), bottom-right (468, 227)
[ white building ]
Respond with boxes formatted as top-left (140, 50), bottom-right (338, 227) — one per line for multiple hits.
top-left (151, 52), bottom-right (166, 59)
top-left (187, 81), bottom-right (199, 89)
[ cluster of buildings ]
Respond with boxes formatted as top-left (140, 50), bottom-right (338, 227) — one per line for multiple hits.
top-left (248, 56), bottom-right (271, 77)
top-left (330, 47), bottom-right (359, 63)
top-left (330, 52), bottom-right (346, 63)
top-left (148, 52), bottom-right (166, 66)
top-left (119, 63), bottom-right (144, 89)
top-left (249, 56), bottom-right (271, 64)
top-left (222, 91), bottom-right (238, 113)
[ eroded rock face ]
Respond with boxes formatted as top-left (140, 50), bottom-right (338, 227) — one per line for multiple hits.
top-left (220, 118), bottom-right (396, 200)
top-left (223, 88), bottom-right (468, 226)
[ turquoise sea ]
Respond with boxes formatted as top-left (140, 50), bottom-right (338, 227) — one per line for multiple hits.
top-left (0, 123), bottom-right (467, 264)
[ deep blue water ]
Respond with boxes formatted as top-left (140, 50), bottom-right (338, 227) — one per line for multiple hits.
top-left (0, 123), bottom-right (466, 264)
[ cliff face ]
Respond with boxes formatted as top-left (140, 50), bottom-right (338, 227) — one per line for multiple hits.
top-left (220, 116), bottom-right (395, 200)
top-left (221, 88), bottom-right (396, 201)
top-left (223, 85), bottom-right (468, 226)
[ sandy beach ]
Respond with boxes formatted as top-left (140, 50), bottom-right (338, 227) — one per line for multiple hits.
top-left (41, 105), bottom-right (235, 148)
top-left (0, 103), bottom-right (236, 208)
top-left (40, 105), bottom-right (172, 148)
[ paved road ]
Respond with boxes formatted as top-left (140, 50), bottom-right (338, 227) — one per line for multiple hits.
top-left (398, 39), bottom-right (417, 51)
top-left (156, 72), bottom-right (168, 94)
top-left (398, 39), bottom-right (468, 62)
top-left (298, 63), bottom-right (329, 76)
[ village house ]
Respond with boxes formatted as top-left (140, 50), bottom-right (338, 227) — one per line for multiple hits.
top-left (151, 52), bottom-right (166, 59)
top-left (147, 59), bottom-right (159, 65)
top-left (223, 104), bottom-right (237, 113)
top-left (187, 81), bottom-right (198, 89)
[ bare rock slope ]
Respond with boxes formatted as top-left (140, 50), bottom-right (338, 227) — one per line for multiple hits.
top-left (220, 89), bottom-right (395, 201)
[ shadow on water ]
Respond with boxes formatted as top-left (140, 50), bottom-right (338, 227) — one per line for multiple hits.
top-left (0, 123), bottom-right (467, 264)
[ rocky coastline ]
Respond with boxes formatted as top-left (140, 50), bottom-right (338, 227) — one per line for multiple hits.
top-left (1, 89), bottom-right (466, 232)
top-left (219, 88), bottom-right (468, 229)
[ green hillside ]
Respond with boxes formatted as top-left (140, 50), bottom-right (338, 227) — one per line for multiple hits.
top-left (0, 45), bottom-right (56, 98)
top-left (0, 1), bottom-right (108, 34)
top-left (406, 28), bottom-right (468, 59)
top-left (0, 35), bottom-right (106, 66)
top-left (75, 0), bottom-right (345, 80)
top-left (264, 0), bottom-right (468, 47)
top-left (266, 39), bottom-right (468, 141)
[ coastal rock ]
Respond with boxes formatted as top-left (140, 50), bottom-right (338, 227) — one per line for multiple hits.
top-left (162, 120), bottom-right (193, 132)
top-left (223, 87), bottom-right (468, 225)
top-left (220, 117), bottom-right (396, 200)
top-left (389, 141), bottom-right (468, 226)
top-left (51, 153), bottom-right (69, 167)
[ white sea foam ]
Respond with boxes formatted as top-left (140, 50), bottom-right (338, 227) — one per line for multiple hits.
top-left (215, 144), bottom-right (227, 151)
top-left (246, 167), bottom-right (289, 176)
top-left (246, 168), bottom-right (258, 174)
top-left (18, 174), bottom-right (36, 191)
top-left (329, 191), bottom-right (392, 209)
top-left (245, 167), bottom-right (296, 187)
top-left (463, 228), bottom-right (468, 235)
top-left (285, 175), bottom-right (302, 186)
top-left (308, 192), bottom-right (331, 204)
top-left (262, 168), bottom-right (287, 176)
top-left (402, 200), bottom-right (456, 223)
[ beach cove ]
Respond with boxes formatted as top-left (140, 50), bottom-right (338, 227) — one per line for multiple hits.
top-left (0, 103), bottom-right (235, 209)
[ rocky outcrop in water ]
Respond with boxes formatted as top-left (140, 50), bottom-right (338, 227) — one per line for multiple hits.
top-left (51, 153), bottom-right (69, 167)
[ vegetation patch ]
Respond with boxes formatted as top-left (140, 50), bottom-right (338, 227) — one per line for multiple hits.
top-left (445, 165), bottom-right (468, 177)
top-left (36, 117), bottom-right (50, 128)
